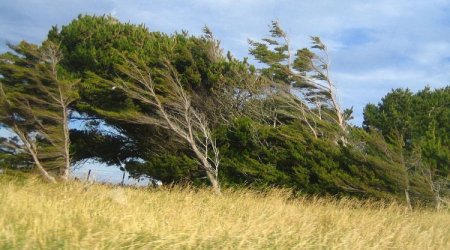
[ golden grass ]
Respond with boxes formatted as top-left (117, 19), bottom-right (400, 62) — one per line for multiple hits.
top-left (0, 176), bottom-right (449, 250)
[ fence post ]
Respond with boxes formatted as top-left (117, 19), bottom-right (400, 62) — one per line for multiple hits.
top-left (86, 169), bottom-right (91, 181)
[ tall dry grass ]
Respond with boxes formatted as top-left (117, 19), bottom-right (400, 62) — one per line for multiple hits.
top-left (0, 175), bottom-right (449, 249)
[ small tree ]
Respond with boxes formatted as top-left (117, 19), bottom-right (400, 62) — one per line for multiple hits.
top-left (0, 84), bottom-right (57, 183)
top-left (0, 41), bottom-right (78, 181)
top-left (295, 37), bottom-right (347, 132)
top-left (104, 56), bottom-right (221, 193)
top-left (249, 21), bottom-right (347, 137)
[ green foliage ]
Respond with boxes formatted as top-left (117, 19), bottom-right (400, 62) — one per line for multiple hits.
top-left (125, 153), bottom-right (202, 185)
top-left (363, 86), bottom-right (450, 205)
top-left (1, 14), bottom-right (448, 205)
top-left (363, 89), bottom-right (414, 142)
top-left (213, 118), bottom-right (407, 200)
top-left (49, 15), bottom-right (265, 176)
top-left (249, 21), bottom-right (347, 137)
top-left (0, 41), bottom-right (78, 176)
top-left (363, 87), bottom-right (450, 171)
top-left (248, 20), bottom-right (290, 84)
top-left (0, 151), bottom-right (29, 170)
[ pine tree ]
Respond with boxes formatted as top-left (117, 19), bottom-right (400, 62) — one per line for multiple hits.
top-left (0, 41), bottom-right (79, 181)
top-left (363, 86), bottom-right (450, 208)
top-left (249, 21), bottom-right (347, 137)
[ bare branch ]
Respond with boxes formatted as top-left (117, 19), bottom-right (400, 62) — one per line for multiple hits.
top-left (113, 56), bottom-right (221, 193)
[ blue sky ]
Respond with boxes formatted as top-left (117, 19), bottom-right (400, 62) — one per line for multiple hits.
top-left (1, 0), bottom-right (450, 125)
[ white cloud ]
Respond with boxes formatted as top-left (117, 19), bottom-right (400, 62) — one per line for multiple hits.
top-left (414, 42), bottom-right (450, 65)
top-left (335, 69), bottom-right (425, 83)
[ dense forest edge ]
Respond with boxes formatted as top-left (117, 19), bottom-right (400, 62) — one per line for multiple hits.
top-left (0, 14), bottom-right (449, 209)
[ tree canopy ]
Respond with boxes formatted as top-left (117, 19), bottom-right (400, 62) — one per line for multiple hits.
top-left (0, 15), bottom-right (448, 207)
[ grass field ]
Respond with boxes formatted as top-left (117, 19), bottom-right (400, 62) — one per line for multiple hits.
top-left (0, 174), bottom-right (449, 249)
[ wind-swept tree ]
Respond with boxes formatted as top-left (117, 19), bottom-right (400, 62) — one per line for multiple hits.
top-left (93, 56), bottom-right (221, 193)
top-left (364, 86), bottom-right (450, 209)
top-left (249, 21), bottom-right (347, 137)
top-left (49, 15), bottom-right (263, 186)
top-left (0, 41), bottom-right (79, 181)
top-left (295, 37), bottom-right (347, 132)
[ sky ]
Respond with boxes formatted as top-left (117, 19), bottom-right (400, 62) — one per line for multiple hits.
top-left (1, 0), bottom-right (450, 125)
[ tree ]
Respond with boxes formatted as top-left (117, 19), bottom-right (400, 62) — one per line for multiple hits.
top-left (0, 41), bottom-right (78, 181)
top-left (363, 88), bottom-right (414, 143)
top-left (295, 37), bottom-right (347, 133)
top-left (1, 14), bottom-right (444, 205)
top-left (99, 56), bottom-right (221, 193)
top-left (249, 21), bottom-right (347, 137)
top-left (363, 86), bottom-right (450, 209)
top-left (50, 15), bottom-right (265, 186)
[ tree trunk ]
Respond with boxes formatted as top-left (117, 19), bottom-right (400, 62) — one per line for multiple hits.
top-left (60, 106), bottom-right (71, 181)
top-left (14, 125), bottom-right (57, 183)
top-left (404, 189), bottom-right (412, 211)
top-left (399, 145), bottom-right (412, 211)
top-left (434, 190), bottom-right (442, 211)
top-left (435, 196), bottom-right (441, 211)
top-left (30, 151), bottom-right (57, 184)
top-left (426, 171), bottom-right (442, 211)
top-left (190, 141), bottom-right (221, 194)
top-left (206, 170), bottom-right (221, 194)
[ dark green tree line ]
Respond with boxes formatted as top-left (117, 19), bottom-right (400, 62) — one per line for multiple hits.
top-left (0, 15), bottom-right (448, 206)
top-left (364, 87), bottom-right (450, 208)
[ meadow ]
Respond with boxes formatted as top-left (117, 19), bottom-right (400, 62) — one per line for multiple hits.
top-left (0, 174), bottom-right (449, 250)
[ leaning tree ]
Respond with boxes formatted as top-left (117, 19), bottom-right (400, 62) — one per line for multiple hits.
top-left (0, 41), bottom-right (78, 182)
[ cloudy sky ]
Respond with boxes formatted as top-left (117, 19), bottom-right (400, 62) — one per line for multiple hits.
top-left (1, 0), bottom-right (450, 125)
